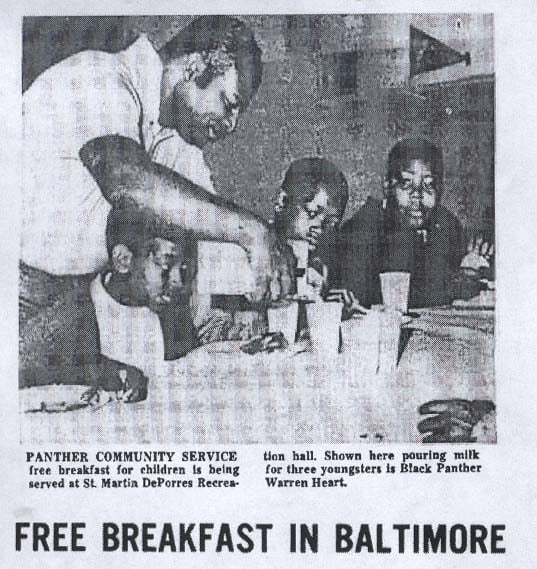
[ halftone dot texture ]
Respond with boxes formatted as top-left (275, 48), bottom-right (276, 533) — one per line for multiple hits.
top-left (23, 15), bottom-right (494, 234)
top-left (20, 308), bottom-right (494, 444)
top-left (20, 15), bottom-right (494, 443)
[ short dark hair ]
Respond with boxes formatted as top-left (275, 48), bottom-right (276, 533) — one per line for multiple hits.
top-left (160, 16), bottom-right (263, 110)
top-left (281, 158), bottom-right (349, 215)
top-left (106, 207), bottom-right (194, 260)
top-left (387, 137), bottom-right (443, 188)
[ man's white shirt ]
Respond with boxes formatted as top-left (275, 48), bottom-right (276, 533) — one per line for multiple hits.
top-left (22, 35), bottom-right (215, 275)
top-left (90, 273), bottom-right (164, 380)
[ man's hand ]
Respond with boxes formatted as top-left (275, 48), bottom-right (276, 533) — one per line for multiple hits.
top-left (247, 228), bottom-right (296, 303)
top-left (306, 226), bottom-right (323, 250)
top-left (418, 399), bottom-right (496, 443)
top-left (460, 235), bottom-right (494, 276)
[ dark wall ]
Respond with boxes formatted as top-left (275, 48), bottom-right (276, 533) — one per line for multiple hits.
top-left (421, 77), bottom-right (494, 237)
top-left (23, 15), bottom-right (494, 235)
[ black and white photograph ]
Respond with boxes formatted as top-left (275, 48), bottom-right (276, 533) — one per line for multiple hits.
top-left (18, 13), bottom-right (497, 444)
top-left (3, 1), bottom-right (537, 567)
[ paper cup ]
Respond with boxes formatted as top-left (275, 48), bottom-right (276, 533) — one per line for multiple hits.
top-left (340, 309), bottom-right (382, 377)
top-left (377, 308), bottom-right (403, 378)
top-left (306, 301), bottom-right (343, 355)
top-left (340, 306), bottom-right (402, 378)
top-left (380, 272), bottom-right (411, 313)
top-left (267, 301), bottom-right (299, 344)
top-left (340, 311), bottom-right (381, 355)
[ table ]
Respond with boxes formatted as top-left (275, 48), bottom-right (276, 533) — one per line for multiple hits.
top-left (19, 307), bottom-right (495, 444)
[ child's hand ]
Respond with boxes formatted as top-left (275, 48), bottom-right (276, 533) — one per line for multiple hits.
top-left (460, 236), bottom-right (494, 276)
top-left (96, 357), bottom-right (149, 403)
top-left (417, 399), bottom-right (495, 442)
top-left (120, 368), bottom-right (148, 403)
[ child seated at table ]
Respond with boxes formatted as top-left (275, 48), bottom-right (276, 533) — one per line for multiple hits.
top-left (337, 138), bottom-right (494, 309)
top-left (274, 157), bottom-right (349, 292)
top-left (195, 157), bottom-right (354, 344)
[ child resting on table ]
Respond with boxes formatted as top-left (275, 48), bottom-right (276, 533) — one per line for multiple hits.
top-left (19, 207), bottom-right (198, 404)
top-left (20, 198), bottom-right (296, 407)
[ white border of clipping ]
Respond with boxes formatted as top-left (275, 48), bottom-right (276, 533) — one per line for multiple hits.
top-left (1, 1), bottom-right (536, 568)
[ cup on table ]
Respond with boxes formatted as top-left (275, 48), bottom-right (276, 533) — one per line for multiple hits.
top-left (305, 300), bottom-right (343, 355)
top-left (377, 308), bottom-right (403, 378)
top-left (340, 305), bottom-right (402, 378)
top-left (380, 272), bottom-right (411, 313)
top-left (340, 307), bottom-right (382, 377)
top-left (267, 301), bottom-right (299, 344)
top-left (340, 310), bottom-right (380, 355)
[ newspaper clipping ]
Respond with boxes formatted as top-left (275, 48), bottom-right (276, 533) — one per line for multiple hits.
top-left (2, 1), bottom-right (537, 567)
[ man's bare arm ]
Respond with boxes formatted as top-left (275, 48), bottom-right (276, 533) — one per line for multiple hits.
top-left (79, 135), bottom-right (268, 248)
top-left (79, 135), bottom-right (292, 301)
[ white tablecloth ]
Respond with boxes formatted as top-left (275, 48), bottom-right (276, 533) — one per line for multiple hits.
top-left (20, 310), bottom-right (495, 444)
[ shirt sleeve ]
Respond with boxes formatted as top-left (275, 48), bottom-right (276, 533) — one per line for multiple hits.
top-left (22, 56), bottom-right (143, 275)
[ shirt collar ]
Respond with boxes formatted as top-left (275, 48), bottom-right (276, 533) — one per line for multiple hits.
top-left (90, 274), bottom-right (164, 377)
top-left (91, 273), bottom-right (155, 321)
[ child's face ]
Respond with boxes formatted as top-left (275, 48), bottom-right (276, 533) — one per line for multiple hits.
top-left (391, 159), bottom-right (437, 229)
top-left (276, 186), bottom-right (342, 250)
top-left (129, 238), bottom-right (194, 312)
